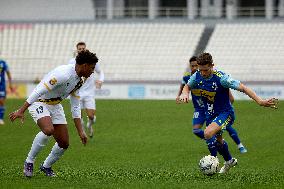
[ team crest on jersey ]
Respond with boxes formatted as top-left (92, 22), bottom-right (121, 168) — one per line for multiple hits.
top-left (212, 82), bottom-right (218, 90)
top-left (49, 78), bottom-right (57, 85)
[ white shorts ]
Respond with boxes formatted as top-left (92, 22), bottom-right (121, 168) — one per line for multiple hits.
top-left (80, 96), bottom-right (96, 110)
top-left (28, 102), bottom-right (67, 124)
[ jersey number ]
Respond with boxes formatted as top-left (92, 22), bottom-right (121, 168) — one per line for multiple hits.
top-left (193, 112), bottom-right (199, 118)
top-left (36, 106), bottom-right (44, 114)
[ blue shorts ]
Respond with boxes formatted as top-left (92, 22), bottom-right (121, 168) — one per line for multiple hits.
top-left (207, 111), bottom-right (235, 136)
top-left (192, 110), bottom-right (206, 126)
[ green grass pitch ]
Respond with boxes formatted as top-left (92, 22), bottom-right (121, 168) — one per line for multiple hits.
top-left (0, 99), bottom-right (283, 188)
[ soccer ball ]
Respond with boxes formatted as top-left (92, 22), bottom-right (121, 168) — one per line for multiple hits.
top-left (199, 155), bottom-right (219, 175)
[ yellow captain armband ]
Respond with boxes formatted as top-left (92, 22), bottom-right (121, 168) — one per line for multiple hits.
top-left (184, 71), bottom-right (190, 77)
top-left (213, 70), bottom-right (223, 78)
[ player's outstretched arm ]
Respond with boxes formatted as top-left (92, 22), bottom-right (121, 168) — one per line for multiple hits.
top-left (238, 83), bottom-right (278, 108)
top-left (9, 101), bottom-right (30, 123)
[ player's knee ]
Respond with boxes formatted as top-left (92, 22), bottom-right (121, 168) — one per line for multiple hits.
top-left (58, 141), bottom-right (69, 149)
top-left (204, 130), bottom-right (214, 140)
top-left (42, 127), bottom-right (54, 136)
top-left (88, 115), bottom-right (94, 120)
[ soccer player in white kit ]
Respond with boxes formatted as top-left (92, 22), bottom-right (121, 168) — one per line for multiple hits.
top-left (69, 42), bottom-right (104, 137)
top-left (9, 50), bottom-right (98, 177)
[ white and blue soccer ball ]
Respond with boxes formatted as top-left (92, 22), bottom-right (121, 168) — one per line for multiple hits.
top-left (199, 155), bottom-right (219, 175)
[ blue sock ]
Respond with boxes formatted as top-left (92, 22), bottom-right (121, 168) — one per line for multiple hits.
top-left (206, 137), bottom-right (218, 157)
top-left (216, 140), bottom-right (232, 161)
top-left (226, 126), bottom-right (241, 145)
top-left (0, 106), bottom-right (5, 119)
top-left (193, 128), bottom-right (204, 139)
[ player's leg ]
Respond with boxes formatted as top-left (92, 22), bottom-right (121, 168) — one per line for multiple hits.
top-left (0, 97), bottom-right (5, 124)
top-left (216, 134), bottom-right (237, 173)
top-left (41, 124), bottom-right (69, 177)
top-left (210, 112), bottom-right (237, 173)
top-left (226, 125), bottom-right (247, 153)
top-left (86, 108), bottom-right (96, 137)
top-left (192, 110), bottom-right (205, 139)
top-left (204, 122), bottom-right (220, 157)
top-left (84, 97), bottom-right (96, 138)
top-left (216, 135), bottom-right (232, 161)
top-left (24, 102), bottom-right (53, 177)
top-left (40, 104), bottom-right (68, 177)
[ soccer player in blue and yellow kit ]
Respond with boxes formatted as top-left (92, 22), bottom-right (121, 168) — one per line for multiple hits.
top-left (176, 56), bottom-right (247, 153)
top-left (0, 58), bottom-right (13, 125)
top-left (181, 53), bottom-right (278, 173)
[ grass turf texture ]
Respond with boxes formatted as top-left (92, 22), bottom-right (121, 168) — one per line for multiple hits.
top-left (0, 99), bottom-right (283, 188)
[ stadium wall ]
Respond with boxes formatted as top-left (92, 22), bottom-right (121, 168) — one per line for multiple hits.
top-left (7, 83), bottom-right (284, 100)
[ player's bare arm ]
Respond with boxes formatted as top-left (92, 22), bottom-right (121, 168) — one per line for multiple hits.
top-left (229, 90), bottom-right (234, 104)
top-left (73, 118), bottom-right (88, 145)
top-left (6, 71), bottom-right (14, 93)
top-left (180, 84), bottom-right (190, 103)
top-left (238, 83), bottom-right (278, 108)
top-left (95, 80), bottom-right (103, 89)
top-left (176, 83), bottom-right (185, 104)
top-left (9, 101), bottom-right (30, 123)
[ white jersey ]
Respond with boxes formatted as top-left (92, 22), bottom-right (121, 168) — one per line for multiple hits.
top-left (68, 58), bottom-right (104, 98)
top-left (26, 64), bottom-right (82, 118)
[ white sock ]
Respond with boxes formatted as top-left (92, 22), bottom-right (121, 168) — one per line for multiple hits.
top-left (43, 143), bottom-right (66, 168)
top-left (26, 132), bottom-right (50, 163)
top-left (237, 143), bottom-right (244, 148)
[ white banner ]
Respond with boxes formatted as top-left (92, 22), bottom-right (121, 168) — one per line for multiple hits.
top-left (230, 85), bottom-right (284, 100)
top-left (27, 83), bottom-right (284, 100)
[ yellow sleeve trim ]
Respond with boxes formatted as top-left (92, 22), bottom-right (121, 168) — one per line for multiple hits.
top-left (70, 92), bottom-right (80, 99)
top-left (43, 83), bottom-right (51, 92)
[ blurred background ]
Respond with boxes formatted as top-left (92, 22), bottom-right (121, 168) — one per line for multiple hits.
top-left (0, 0), bottom-right (283, 100)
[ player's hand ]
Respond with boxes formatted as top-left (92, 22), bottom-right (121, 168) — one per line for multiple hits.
top-left (9, 109), bottom-right (25, 123)
top-left (180, 94), bottom-right (189, 103)
top-left (95, 80), bottom-right (103, 89)
top-left (260, 98), bottom-right (278, 109)
top-left (9, 85), bottom-right (16, 94)
top-left (79, 131), bottom-right (88, 145)
top-left (176, 96), bottom-right (182, 104)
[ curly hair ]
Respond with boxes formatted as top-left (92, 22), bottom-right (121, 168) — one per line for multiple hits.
top-left (197, 53), bottom-right (213, 65)
top-left (189, 56), bottom-right (197, 63)
top-left (76, 50), bottom-right (98, 65)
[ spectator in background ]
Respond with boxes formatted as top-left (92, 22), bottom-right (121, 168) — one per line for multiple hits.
top-left (69, 42), bottom-right (104, 138)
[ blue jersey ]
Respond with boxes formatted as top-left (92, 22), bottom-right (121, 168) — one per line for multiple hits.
top-left (0, 60), bottom-right (8, 92)
top-left (182, 75), bottom-right (205, 111)
top-left (188, 70), bottom-right (240, 123)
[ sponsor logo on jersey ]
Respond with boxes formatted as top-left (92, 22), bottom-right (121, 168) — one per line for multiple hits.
top-left (191, 89), bottom-right (216, 103)
top-left (49, 78), bottom-right (57, 85)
